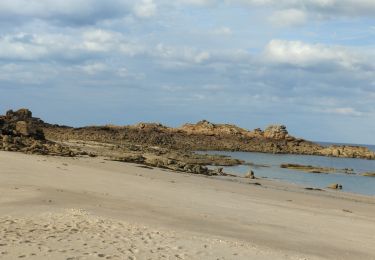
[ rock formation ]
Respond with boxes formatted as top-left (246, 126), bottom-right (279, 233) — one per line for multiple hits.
top-left (319, 145), bottom-right (375, 160)
top-left (0, 109), bottom-right (74, 156)
top-left (22, 112), bottom-right (375, 161)
top-left (263, 125), bottom-right (289, 140)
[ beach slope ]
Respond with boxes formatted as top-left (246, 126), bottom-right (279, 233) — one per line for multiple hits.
top-left (1, 151), bottom-right (375, 259)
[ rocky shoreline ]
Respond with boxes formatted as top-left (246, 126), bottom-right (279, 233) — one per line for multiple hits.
top-left (2, 108), bottom-right (375, 178)
top-left (42, 118), bottom-right (375, 160)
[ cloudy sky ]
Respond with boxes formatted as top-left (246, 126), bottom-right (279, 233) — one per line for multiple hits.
top-left (0, 0), bottom-right (374, 144)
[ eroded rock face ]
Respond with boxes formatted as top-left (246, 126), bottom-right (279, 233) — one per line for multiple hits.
top-left (0, 109), bottom-right (74, 156)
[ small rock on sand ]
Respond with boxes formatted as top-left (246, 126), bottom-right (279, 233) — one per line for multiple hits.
top-left (327, 183), bottom-right (343, 190)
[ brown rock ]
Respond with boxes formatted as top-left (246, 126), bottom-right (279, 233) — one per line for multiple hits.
top-left (15, 121), bottom-right (31, 136)
top-left (264, 125), bottom-right (288, 139)
top-left (362, 172), bottom-right (375, 177)
top-left (6, 108), bottom-right (32, 120)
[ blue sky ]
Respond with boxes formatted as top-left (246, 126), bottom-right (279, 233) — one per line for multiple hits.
top-left (0, 0), bottom-right (374, 144)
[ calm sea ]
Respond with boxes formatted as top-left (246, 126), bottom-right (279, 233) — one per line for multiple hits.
top-left (199, 146), bottom-right (375, 196)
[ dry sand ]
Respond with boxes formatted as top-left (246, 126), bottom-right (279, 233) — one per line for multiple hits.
top-left (0, 151), bottom-right (375, 260)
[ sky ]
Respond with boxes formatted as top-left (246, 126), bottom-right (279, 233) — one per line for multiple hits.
top-left (0, 0), bottom-right (374, 144)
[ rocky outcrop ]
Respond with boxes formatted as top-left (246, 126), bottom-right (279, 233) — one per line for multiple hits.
top-left (39, 116), bottom-right (375, 160)
top-left (180, 120), bottom-right (248, 136)
top-left (319, 145), bottom-right (375, 160)
top-left (263, 125), bottom-right (289, 140)
top-left (0, 109), bottom-right (74, 156)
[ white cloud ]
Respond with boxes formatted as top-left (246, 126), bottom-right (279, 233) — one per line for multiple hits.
top-left (322, 107), bottom-right (364, 117)
top-left (233, 0), bottom-right (375, 18)
top-left (0, 0), bottom-right (132, 24)
top-left (264, 39), bottom-right (368, 70)
top-left (155, 43), bottom-right (211, 64)
top-left (79, 62), bottom-right (108, 75)
top-left (0, 30), bottom-right (146, 61)
top-left (269, 9), bottom-right (307, 26)
top-left (177, 0), bottom-right (218, 6)
top-left (194, 51), bottom-right (211, 63)
top-left (212, 26), bottom-right (232, 35)
top-left (0, 33), bottom-right (48, 60)
top-left (134, 0), bottom-right (157, 18)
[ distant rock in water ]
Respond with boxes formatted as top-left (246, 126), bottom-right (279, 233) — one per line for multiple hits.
top-left (362, 172), bottom-right (375, 177)
top-left (0, 108), bottom-right (74, 156)
top-left (319, 145), bottom-right (375, 160)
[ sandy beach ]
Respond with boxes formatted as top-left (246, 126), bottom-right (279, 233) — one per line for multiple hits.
top-left (1, 151), bottom-right (375, 260)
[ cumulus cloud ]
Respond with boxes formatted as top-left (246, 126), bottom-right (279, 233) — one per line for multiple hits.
top-left (0, 29), bottom-right (145, 62)
top-left (0, 0), bottom-right (155, 25)
top-left (155, 43), bottom-right (211, 64)
top-left (134, 0), bottom-right (157, 18)
top-left (231, 0), bottom-right (375, 19)
top-left (319, 107), bottom-right (364, 117)
top-left (177, 0), bottom-right (218, 6)
top-left (269, 9), bottom-right (307, 26)
top-left (79, 62), bottom-right (108, 75)
top-left (263, 39), bottom-right (370, 70)
top-left (212, 26), bottom-right (232, 35)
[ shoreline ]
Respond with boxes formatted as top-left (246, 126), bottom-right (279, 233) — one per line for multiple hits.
top-left (1, 151), bottom-right (375, 259)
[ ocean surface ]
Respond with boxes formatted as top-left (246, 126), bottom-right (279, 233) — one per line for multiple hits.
top-left (198, 148), bottom-right (375, 196)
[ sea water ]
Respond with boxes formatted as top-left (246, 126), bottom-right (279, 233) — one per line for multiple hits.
top-left (199, 150), bottom-right (375, 196)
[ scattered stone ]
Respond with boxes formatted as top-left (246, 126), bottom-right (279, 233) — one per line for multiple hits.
top-left (304, 187), bottom-right (323, 191)
top-left (327, 183), bottom-right (343, 190)
top-left (362, 172), bottom-right (375, 177)
top-left (244, 170), bottom-right (255, 179)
